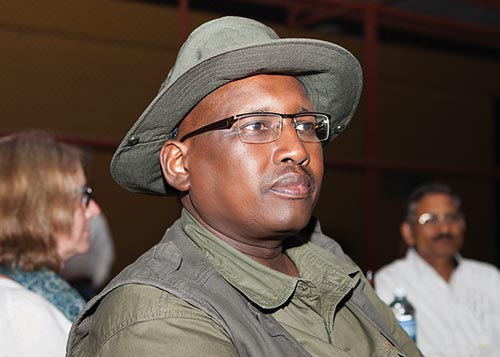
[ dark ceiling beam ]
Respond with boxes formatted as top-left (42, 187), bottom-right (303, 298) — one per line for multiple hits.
top-left (288, 6), bottom-right (353, 28)
top-left (230, 0), bottom-right (366, 12)
top-left (378, 5), bottom-right (500, 48)
top-left (227, 0), bottom-right (500, 48)
top-left (324, 156), bottom-right (500, 179)
top-left (454, 0), bottom-right (500, 11)
top-left (287, 4), bottom-right (357, 28)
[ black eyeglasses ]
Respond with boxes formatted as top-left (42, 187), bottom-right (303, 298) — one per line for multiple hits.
top-left (80, 186), bottom-right (93, 207)
top-left (179, 112), bottom-right (331, 144)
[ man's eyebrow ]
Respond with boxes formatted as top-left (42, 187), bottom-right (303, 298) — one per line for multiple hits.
top-left (239, 106), bottom-right (315, 114)
top-left (245, 107), bottom-right (271, 113)
top-left (298, 106), bottom-right (315, 113)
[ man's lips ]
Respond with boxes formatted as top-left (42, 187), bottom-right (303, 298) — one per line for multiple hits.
top-left (270, 173), bottom-right (313, 197)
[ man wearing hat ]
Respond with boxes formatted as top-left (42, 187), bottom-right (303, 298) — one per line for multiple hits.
top-left (67, 16), bottom-right (421, 356)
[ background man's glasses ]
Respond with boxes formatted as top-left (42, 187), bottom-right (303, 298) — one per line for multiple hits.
top-left (179, 112), bottom-right (331, 143)
top-left (415, 212), bottom-right (464, 226)
top-left (81, 186), bottom-right (93, 207)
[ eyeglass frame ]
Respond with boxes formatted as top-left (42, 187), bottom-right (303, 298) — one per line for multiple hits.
top-left (178, 111), bottom-right (331, 143)
top-left (80, 186), bottom-right (93, 208)
top-left (413, 212), bottom-right (464, 227)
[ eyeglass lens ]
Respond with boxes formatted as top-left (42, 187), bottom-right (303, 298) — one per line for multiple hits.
top-left (417, 212), bottom-right (463, 226)
top-left (235, 113), bottom-right (329, 143)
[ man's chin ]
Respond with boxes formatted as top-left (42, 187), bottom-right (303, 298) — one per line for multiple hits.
top-left (270, 214), bottom-right (312, 235)
top-left (430, 245), bottom-right (459, 258)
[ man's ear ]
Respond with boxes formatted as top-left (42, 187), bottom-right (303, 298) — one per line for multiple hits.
top-left (401, 221), bottom-right (416, 247)
top-left (160, 141), bottom-right (190, 192)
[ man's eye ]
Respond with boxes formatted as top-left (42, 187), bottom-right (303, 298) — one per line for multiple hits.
top-left (240, 121), bottom-right (272, 131)
top-left (296, 121), bottom-right (316, 132)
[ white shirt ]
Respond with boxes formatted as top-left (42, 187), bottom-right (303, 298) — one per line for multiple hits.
top-left (375, 249), bottom-right (500, 357)
top-left (0, 277), bottom-right (72, 357)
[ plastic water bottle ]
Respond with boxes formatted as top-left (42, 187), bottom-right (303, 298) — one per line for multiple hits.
top-left (389, 287), bottom-right (416, 341)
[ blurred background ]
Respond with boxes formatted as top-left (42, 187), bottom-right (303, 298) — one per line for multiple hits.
top-left (2, 0), bottom-right (499, 281)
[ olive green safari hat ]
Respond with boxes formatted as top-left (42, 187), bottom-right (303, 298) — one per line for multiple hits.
top-left (110, 16), bottom-right (363, 195)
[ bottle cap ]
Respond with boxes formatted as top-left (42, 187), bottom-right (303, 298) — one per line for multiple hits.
top-left (393, 287), bottom-right (407, 299)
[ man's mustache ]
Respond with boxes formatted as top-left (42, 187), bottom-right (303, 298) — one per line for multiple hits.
top-left (432, 233), bottom-right (454, 241)
top-left (272, 165), bottom-right (316, 189)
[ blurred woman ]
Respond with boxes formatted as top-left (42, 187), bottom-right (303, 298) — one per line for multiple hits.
top-left (0, 130), bottom-right (100, 356)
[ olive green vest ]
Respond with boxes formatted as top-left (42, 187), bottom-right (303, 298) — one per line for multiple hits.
top-left (67, 219), bottom-right (406, 356)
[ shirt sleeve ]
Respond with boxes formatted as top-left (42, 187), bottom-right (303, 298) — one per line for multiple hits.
top-left (89, 284), bottom-right (238, 357)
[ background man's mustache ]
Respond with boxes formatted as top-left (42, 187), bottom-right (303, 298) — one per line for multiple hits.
top-left (433, 233), bottom-right (454, 241)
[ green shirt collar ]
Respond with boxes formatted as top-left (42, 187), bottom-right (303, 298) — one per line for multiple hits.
top-left (181, 209), bottom-right (360, 310)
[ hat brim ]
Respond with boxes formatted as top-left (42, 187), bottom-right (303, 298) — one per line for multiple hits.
top-left (111, 38), bottom-right (362, 195)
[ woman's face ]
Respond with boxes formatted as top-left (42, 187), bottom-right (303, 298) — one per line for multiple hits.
top-left (56, 166), bottom-right (101, 262)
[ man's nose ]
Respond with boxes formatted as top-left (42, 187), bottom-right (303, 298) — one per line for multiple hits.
top-left (437, 218), bottom-right (452, 232)
top-left (280, 118), bottom-right (303, 141)
top-left (273, 119), bottom-right (310, 165)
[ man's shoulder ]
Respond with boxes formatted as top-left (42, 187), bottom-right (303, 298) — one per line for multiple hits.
top-left (87, 283), bottom-right (215, 349)
top-left (375, 256), bottom-right (409, 277)
top-left (93, 283), bottom-right (208, 326)
top-left (96, 283), bottom-right (166, 319)
top-left (373, 256), bottom-right (412, 303)
top-left (79, 283), bottom-right (236, 356)
top-left (459, 258), bottom-right (500, 277)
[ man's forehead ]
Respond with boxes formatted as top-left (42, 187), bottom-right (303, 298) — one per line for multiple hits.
top-left (416, 193), bottom-right (458, 212)
top-left (179, 74), bottom-right (309, 128)
top-left (201, 73), bottom-right (305, 102)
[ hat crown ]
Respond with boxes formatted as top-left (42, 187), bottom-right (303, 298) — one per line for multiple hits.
top-left (161, 16), bottom-right (280, 92)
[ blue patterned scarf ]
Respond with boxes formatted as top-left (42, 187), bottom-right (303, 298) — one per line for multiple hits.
top-left (0, 267), bottom-right (86, 321)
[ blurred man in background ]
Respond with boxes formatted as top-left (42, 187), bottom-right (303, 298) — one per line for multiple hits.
top-left (375, 182), bottom-right (500, 356)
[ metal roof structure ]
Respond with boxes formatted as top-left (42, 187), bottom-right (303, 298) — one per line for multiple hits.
top-left (149, 0), bottom-right (500, 53)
